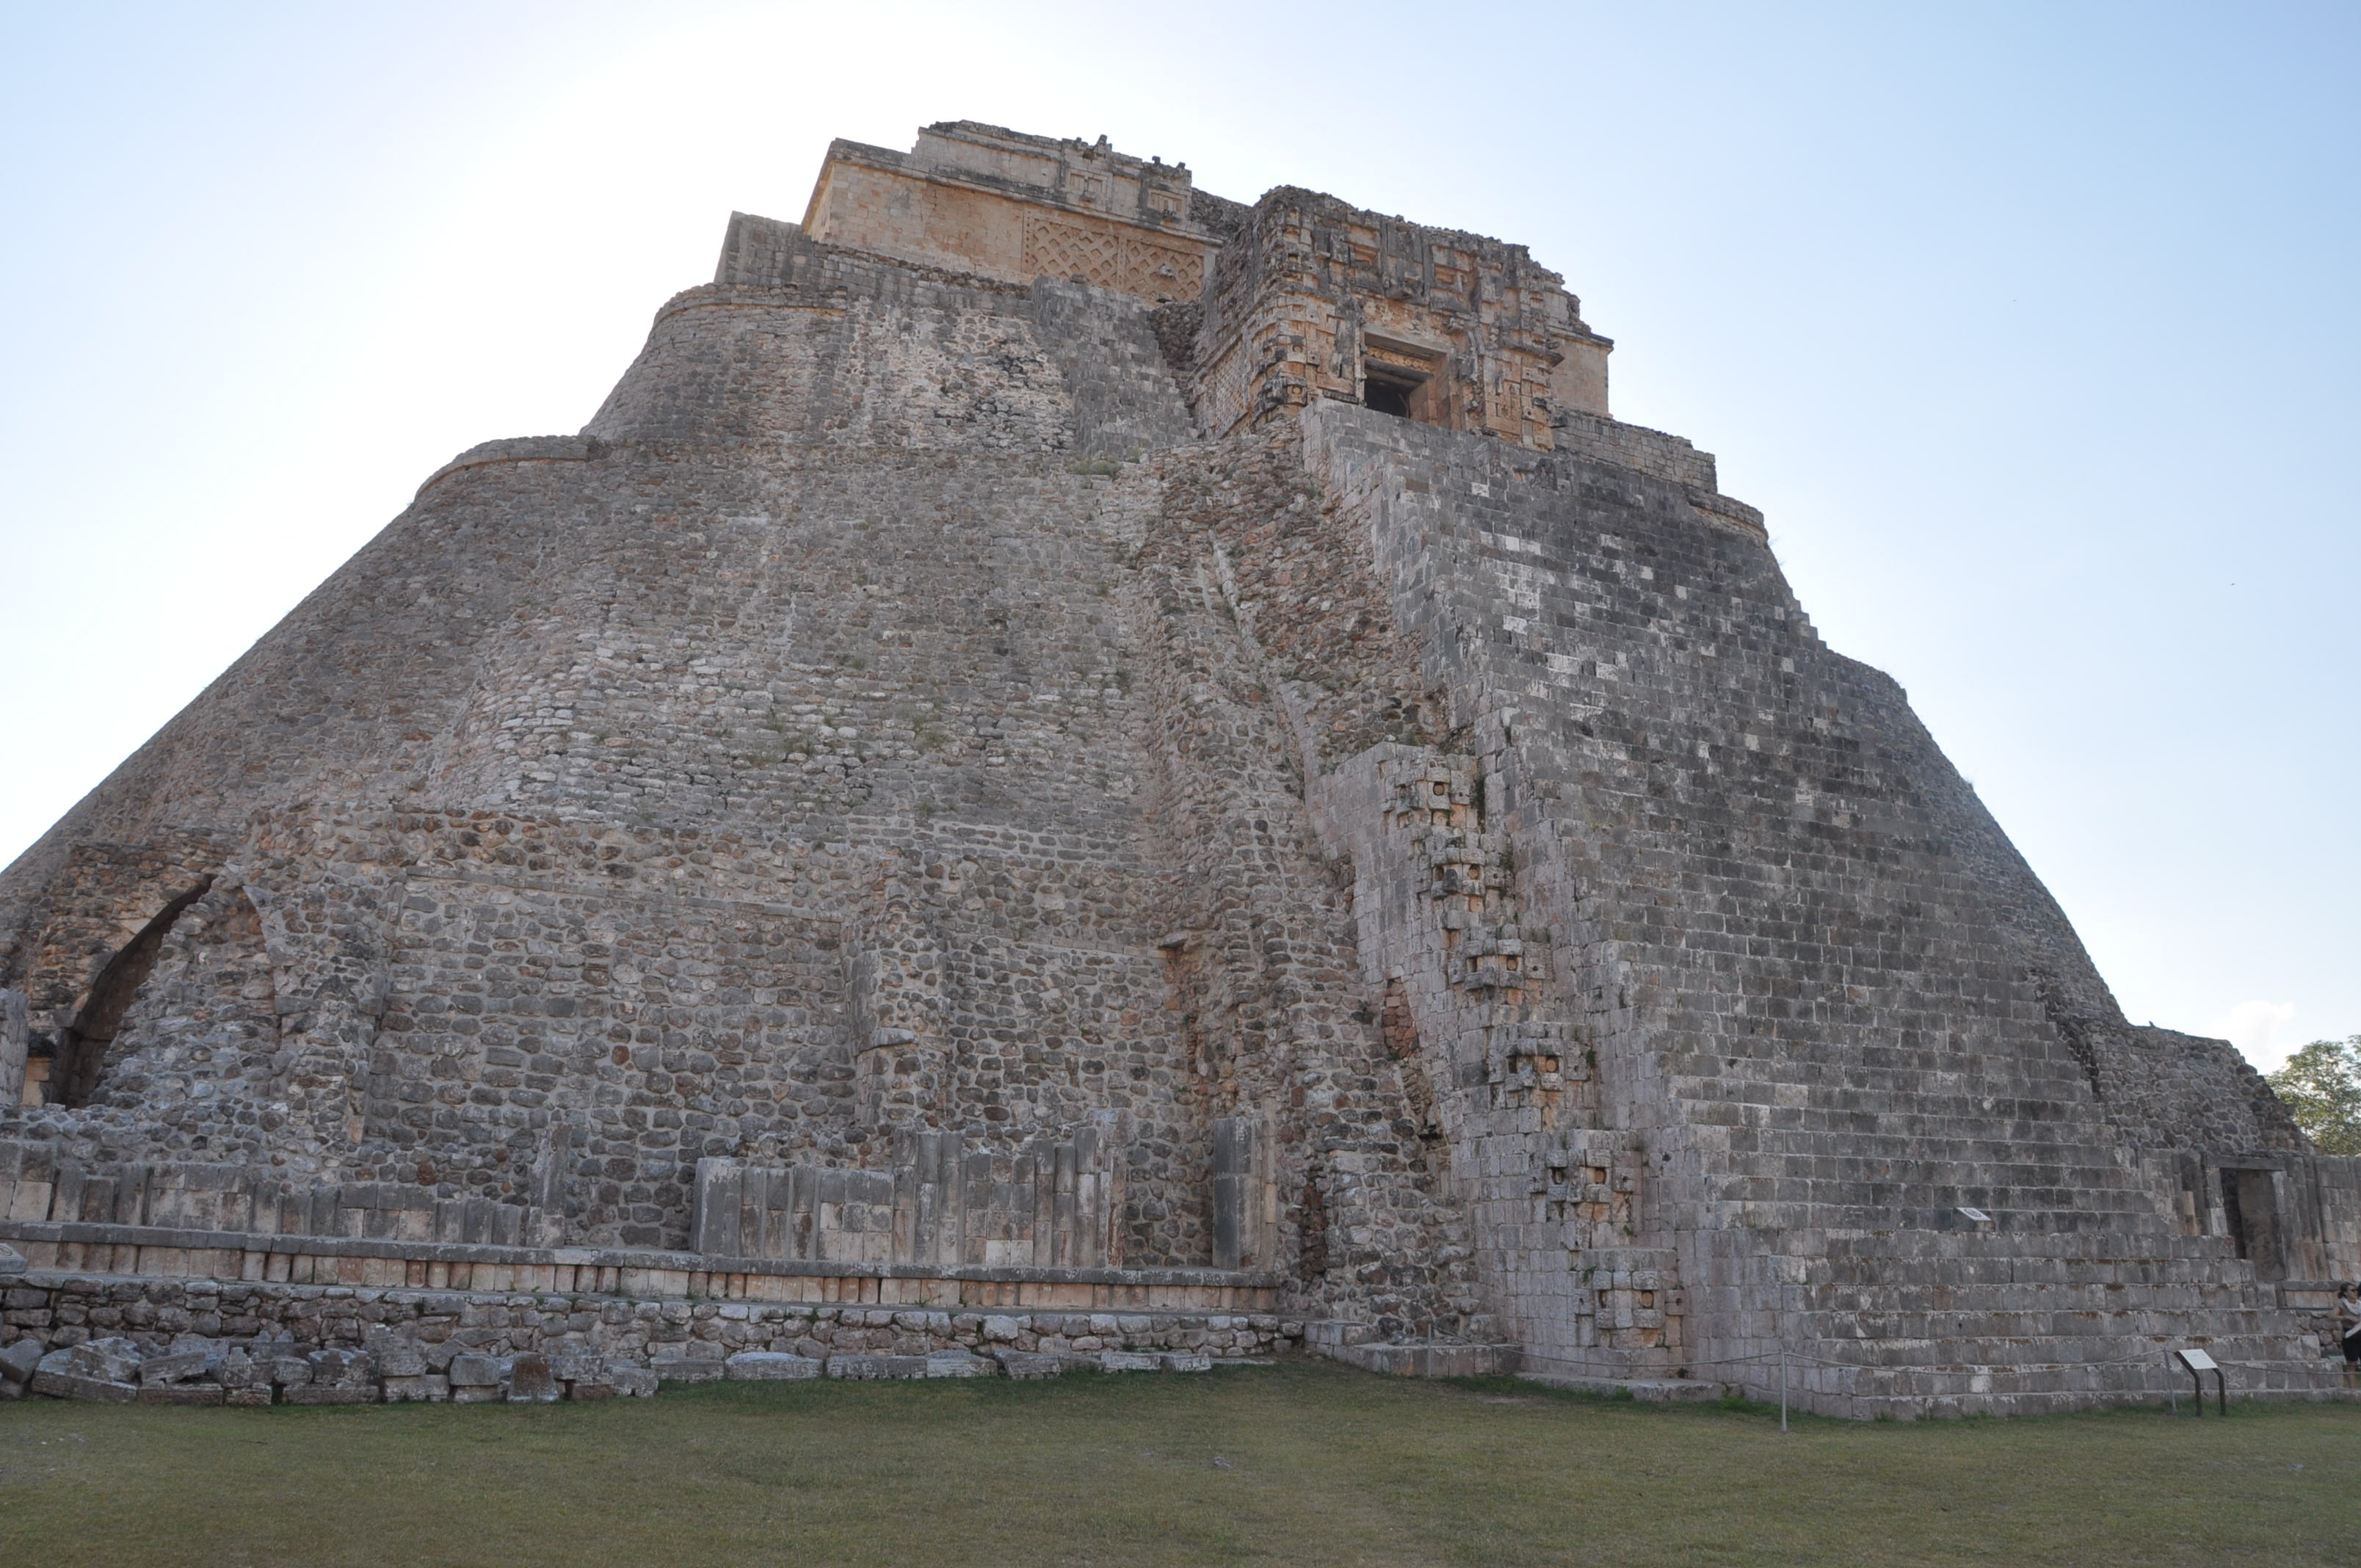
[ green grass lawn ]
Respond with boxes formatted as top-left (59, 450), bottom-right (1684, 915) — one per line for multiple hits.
top-left (3, 1362), bottom-right (2356, 1567)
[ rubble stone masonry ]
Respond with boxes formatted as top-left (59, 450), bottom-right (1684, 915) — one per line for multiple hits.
top-left (2, 123), bottom-right (2351, 1415)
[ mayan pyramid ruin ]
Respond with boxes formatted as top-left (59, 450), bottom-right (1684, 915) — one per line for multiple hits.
top-left (2, 122), bottom-right (2354, 1415)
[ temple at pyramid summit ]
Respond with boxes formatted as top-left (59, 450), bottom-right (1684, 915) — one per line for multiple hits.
top-left (1, 122), bottom-right (2353, 1414)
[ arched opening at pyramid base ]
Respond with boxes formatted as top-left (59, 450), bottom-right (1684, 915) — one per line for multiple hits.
top-left (53, 875), bottom-right (213, 1108)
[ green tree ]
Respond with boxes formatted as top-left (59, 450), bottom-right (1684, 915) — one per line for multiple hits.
top-left (2267, 1036), bottom-right (2361, 1155)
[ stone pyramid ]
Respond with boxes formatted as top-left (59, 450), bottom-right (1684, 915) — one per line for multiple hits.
top-left (2, 122), bottom-right (2351, 1414)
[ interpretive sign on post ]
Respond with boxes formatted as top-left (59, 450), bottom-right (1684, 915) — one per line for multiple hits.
top-left (2174, 1347), bottom-right (2226, 1415)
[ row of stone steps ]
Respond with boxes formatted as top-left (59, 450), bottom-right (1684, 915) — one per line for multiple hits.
top-left (1669, 1219), bottom-right (2346, 1412)
top-left (1700, 1191), bottom-right (2162, 1233)
top-left (1672, 1065), bottom-right (2111, 1111)
top-left (1713, 1155), bottom-right (2150, 1201)
top-left (1692, 1100), bottom-right (2141, 1149)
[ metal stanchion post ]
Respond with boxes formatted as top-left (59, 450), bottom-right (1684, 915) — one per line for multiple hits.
top-left (1780, 1351), bottom-right (1788, 1432)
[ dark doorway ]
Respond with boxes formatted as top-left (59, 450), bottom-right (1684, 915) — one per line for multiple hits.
top-left (1362, 332), bottom-right (1445, 424)
top-left (1360, 358), bottom-right (1426, 422)
top-left (2219, 1166), bottom-right (2286, 1281)
top-left (1363, 364), bottom-right (1424, 420)
top-left (53, 876), bottom-right (211, 1107)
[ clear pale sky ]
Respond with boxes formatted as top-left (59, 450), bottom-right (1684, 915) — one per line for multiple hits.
top-left (2, 2), bottom-right (2352, 1069)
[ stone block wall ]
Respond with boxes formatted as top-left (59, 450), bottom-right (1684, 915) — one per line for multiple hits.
top-left (1551, 410), bottom-right (1717, 491)
top-left (691, 1119), bottom-right (1125, 1269)
top-left (0, 1270), bottom-right (1301, 1395)
top-left (801, 123), bottom-right (1225, 305)
top-left (1292, 399), bottom-right (2352, 1407)
top-left (0, 1139), bottom-right (548, 1246)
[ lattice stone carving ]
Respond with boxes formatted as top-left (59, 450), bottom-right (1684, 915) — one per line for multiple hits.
top-left (1022, 215), bottom-right (1203, 300)
top-left (1126, 240), bottom-right (1202, 298)
top-left (1024, 216), bottom-right (1120, 287)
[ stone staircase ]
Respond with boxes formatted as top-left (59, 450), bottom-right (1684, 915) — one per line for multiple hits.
top-left (1691, 1227), bottom-right (2340, 1415)
top-left (1669, 1052), bottom-right (2346, 1411)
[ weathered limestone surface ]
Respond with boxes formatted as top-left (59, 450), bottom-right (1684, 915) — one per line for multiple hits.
top-left (1, 121), bottom-right (2350, 1416)
top-left (801, 121), bottom-right (1237, 306)
top-left (0, 1268), bottom-right (1294, 1404)
top-left (1288, 406), bottom-right (2343, 1410)
top-left (1192, 186), bottom-right (1610, 444)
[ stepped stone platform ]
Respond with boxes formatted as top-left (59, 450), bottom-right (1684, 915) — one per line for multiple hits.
top-left (2, 120), bottom-right (2354, 1416)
